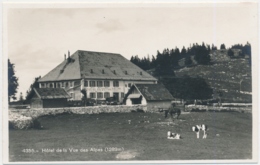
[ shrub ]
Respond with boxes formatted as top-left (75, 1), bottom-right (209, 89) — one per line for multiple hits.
top-left (31, 118), bottom-right (42, 129)
top-left (136, 109), bottom-right (145, 113)
top-left (9, 112), bottom-right (43, 130)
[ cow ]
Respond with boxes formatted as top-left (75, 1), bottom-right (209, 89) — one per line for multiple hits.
top-left (167, 131), bottom-right (181, 139)
top-left (192, 124), bottom-right (208, 139)
top-left (165, 103), bottom-right (181, 120)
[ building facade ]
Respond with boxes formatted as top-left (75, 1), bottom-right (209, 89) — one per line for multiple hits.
top-left (29, 88), bottom-right (70, 108)
top-left (124, 84), bottom-right (174, 111)
top-left (38, 50), bottom-right (157, 103)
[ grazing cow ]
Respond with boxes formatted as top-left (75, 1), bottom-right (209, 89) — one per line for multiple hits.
top-left (167, 131), bottom-right (181, 139)
top-left (165, 103), bottom-right (181, 119)
top-left (192, 124), bottom-right (208, 139)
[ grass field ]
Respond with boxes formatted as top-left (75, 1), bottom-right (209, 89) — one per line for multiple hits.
top-left (9, 111), bottom-right (252, 161)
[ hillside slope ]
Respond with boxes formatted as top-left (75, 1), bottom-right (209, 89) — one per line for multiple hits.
top-left (174, 50), bottom-right (251, 102)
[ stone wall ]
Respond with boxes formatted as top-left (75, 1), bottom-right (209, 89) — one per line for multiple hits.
top-left (185, 105), bottom-right (252, 113)
top-left (10, 104), bottom-right (252, 119)
top-left (16, 105), bottom-right (147, 118)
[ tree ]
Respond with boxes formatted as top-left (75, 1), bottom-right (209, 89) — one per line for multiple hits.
top-left (181, 46), bottom-right (187, 56)
top-left (211, 44), bottom-right (217, 50)
top-left (25, 76), bottom-right (41, 100)
top-left (161, 77), bottom-right (213, 101)
top-left (227, 49), bottom-right (234, 58)
top-left (194, 45), bottom-right (211, 65)
top-left (154, 65), bottom-right (175, 78)
top-left (185, 56), bottom-right (193, 66)
top-left (220, 44), bottom-right (226, 50)
top-left (19, 92), bottom-right (24, 101)
top-left (8, 59), bottom-right (19, 103)
top-left (81, 89), bottom-right (87, 106)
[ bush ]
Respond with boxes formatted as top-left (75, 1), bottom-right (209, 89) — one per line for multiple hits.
top-left (191, 108), bottom-right (206, 112)
top-left (31, 118), bottom-right (42, 129)
top-left (9, 112), bottom-right (43, 130)
top-left (136, 109), bottom-right (145, 113)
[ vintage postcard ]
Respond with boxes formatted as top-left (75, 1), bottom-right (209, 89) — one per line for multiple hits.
top-left (2, 1), bottom-right (259, 164)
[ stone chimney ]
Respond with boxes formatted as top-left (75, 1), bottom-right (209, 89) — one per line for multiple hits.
top-left (68, 50), bottom-right (70, 58)
top-left (64, 54), bottom-right (66, 60)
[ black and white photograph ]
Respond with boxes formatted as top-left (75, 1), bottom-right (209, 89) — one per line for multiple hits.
top-left (2, 1), bottom-right (259, 164)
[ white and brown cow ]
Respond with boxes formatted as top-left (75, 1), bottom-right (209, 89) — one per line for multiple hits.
top-left (192, 124), bottom-right (208, 139)
top-left (167, 131), bottom-right (181, 139)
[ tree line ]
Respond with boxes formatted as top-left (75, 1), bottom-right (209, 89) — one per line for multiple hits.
top-left (130, 42), bottom-right (251, 71)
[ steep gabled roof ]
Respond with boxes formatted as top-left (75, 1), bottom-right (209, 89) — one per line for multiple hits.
top-left (134, 84), bottom-right (174, 101)
top-left (33, 88), bottom-right (71, 99)
top-left (39, 50), bottom-right (157, 82)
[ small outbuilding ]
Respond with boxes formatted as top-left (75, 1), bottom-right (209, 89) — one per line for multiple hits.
top-left (124, 84), bottom-right (174, 111)
top-left (28, 88), bottom-right (71, 108)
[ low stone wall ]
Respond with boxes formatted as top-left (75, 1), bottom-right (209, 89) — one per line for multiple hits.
top-left (15, 105), bottom-right (147, 118)
top-left (10, 104), bottom-right (252, 119)
top-left (185, 105), bottom-right (252, 113)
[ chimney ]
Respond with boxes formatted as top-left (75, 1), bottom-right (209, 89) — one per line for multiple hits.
top-left (90, 69), bottom-right (93, 73)
top-left (68, 50), bottom-right (70, 58)
top-left (102, 69), bottom-right (105, 74)
top-left (125, 71), bottom-right (128, 75)
top-left (64, 54), bottom-right (66, 60)
top-left (140, 71), bottom-right (142, 75)
top-left (113, 70), bottom-right (116, 74)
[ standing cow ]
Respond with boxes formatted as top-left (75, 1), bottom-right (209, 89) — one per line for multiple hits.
top-left (165, 103), bottom-right (181, 120)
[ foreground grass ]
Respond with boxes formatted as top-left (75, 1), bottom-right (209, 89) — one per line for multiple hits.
top-left (9, 111), bottom-right (252, 161)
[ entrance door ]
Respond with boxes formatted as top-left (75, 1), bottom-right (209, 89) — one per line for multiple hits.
top-left (113, 92), bottom-right (119, 102)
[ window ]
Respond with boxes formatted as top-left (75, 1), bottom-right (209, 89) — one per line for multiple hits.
top-left (97, 92), bottom-right (103, 98)
top-left (113, 81), bottom-right (119, 87)
top-left (84, 80), bottom-right (88, 87)
top-left (90, 93), bottom-right (96, 98)
top-left (70, 81), bottom-right (74, 88)
top-left (90, 81), bottom-right (96, 87)
top-left (65, 82), bottom-right (69, 88)
top-left (104, 92), bottom-right (110, 98)
top-left (70, 92), bottom-right (75, 99)
top-left (104, 81), bottom-right (110, 87)
top-left (128, 83), bottom-right (131, 87)
top-left (49, 83), bottom-right (53, 88)
top-left (41, 83), bottom-right (45, 88)
top-left (61, 82), bottom-right (65, 88)
top-left (97, 81), bottom-right (103, 87)
top-left (121, 92), bottom-right (125, 98)
top-left (56, 82), bottom-right (60, 88)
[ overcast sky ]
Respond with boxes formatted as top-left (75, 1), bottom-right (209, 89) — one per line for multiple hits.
top-left (5, 2), bottom-right (258, 99)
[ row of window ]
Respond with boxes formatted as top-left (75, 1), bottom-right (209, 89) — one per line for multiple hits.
top-left (69, 92), bottom-right (125, 99)
top-left (84, 80), bottom-right (119, 87)
top-left (41, 80), bottom-right (132, 89)
top-left (41, 81), bottom-right (74, 88)
top-left (88, 92), bottom-right (125, 99)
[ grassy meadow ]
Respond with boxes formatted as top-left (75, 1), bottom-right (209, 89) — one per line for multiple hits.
top-left (9, 111), bottom-right (252, 161)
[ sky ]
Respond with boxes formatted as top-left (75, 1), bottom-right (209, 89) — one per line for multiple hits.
top-left (5, 2), bottom-right (258, 100)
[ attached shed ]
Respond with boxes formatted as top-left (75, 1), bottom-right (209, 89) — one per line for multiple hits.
top-left (28, 88), bottom-right (71, 108)
top-left (124, 84), bottom-right (174, 111)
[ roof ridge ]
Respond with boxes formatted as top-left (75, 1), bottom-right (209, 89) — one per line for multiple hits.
top-left (77, 50), bottom-right (121, 55)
